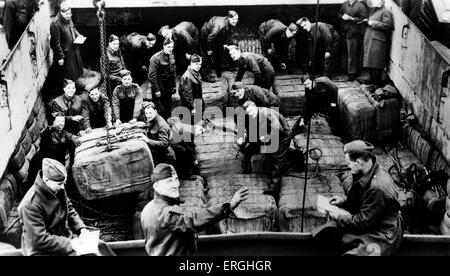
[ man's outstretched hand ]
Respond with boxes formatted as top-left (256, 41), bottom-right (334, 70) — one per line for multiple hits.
top-left (230, 187), bottom-right (250, 210)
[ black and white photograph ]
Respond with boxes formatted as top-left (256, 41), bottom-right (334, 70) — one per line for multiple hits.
top-left (0, 0), bottom-right (449, 261)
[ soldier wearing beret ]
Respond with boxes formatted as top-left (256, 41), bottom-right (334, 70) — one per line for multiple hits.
top-left (18, 158), bottom-right (115, 256)
top-left (313, 140), bottom-right (404, 256)
top-left (140, 163), bottom-right (249, 256)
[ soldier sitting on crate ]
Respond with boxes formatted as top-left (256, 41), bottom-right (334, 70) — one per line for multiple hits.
top-left (140, 163), bottom-right (249, 256)
top-left (80, 87), bottom-right (112, 134)
top-left (258, 19), bottom-right (298, 73)
top-left (238, 101), bottom-right (292, 198)
top-left (112, 70), bottom-right (143, 126)
top-left (19, 158), bottom-right (116, 256)
top-left (48, 79), bottom-right (84, 135)
top-left (312, 140), bottom-right (404, 256)
top-left (230, 82), bottom-right (280, 108)
top-left (228, 46), bottom-right (277, 94)
top-left (136, 102), bottom-right (176, 166)
top-left (291, 76), bottom-right (339, 136)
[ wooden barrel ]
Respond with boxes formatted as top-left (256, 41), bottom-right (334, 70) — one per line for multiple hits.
top-left (73, 137), bottom-right (154, 201)
top-left (13, 159), bottom-right (30, 192)
top-left (4, 174), bottom-right (18, 199)
top-left (25, 144), bottom-right (36, 163)
top-left (278, 172), bottom-right (346, 233)
top-left (206, 174), bottom-right (278, 234)
top-left (20, 132), bottom-right (32, 156)
top-left (338, 87), bottom-right (376, 142)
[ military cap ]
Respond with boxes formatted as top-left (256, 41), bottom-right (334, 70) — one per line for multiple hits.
top-left (343, 140), bottom-right (375, 155)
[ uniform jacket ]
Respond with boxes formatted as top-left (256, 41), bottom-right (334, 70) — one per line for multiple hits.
top-left (81, 94), bottom-right (112, 129)
top-left (141, 115), bottom-right (172, 151)
top-left (202, 16), bottom-right (234, 51)
top-left (3, 0), bottom-right (38, 49)
top-left (140, 193), bottom-right (232, 256)
top-left (241, 107), bottom-right (290, 143)
top-left (18, 173), bottom-right (86, 256)
top-left (238, 85), bottom-right (280, 108)
top-left (363, 6), bottom-right (394, 69)
top-left (308, 22), bottom-right (340, 55)
top-left (172, 21), bottom-right (200, 56)
top-left (112, 83), bottom-right (143, 122)
top-left (235, 52), bottom-right (271, 85)
top-left (337, 162), bottom-right (404, 256)
top-left (106, 46), bottom-right (126, 83)
top-left (303, 76), bottom-right (338, 122)
top-left (49, 94), bottom-right (84, 135)
top-left (148, 50), bottom-right (177, 95)
top-left (179, 68), bottom-right (203, 111)
top-left (39, 126), bottom-right (78, 164)
top-left (338, 0), bottom-right (368, 39)
top-left (259, 19), bottom-right (290, 63)
top-left (49, 13), bottom-right (83, 81)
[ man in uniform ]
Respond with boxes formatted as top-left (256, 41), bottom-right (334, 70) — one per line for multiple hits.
top-left (297, 17), bottom-right (341, 78)
top-left (313, 140), bottom-right (404, 256)
top-left (148, 38), bottom-right (177, 119)
top-left (238, 101), bottom-right (292, 197)
top-left (81, 87), bottom-right (112, 133)
top-left (140, 163), bottom-right (249, 256)
top-left (229, 82), bottom-right (280, 108)
top-left (200, 10), bottom-right (239, 76)
top-left (259, 19), bottom-right (298, 72)
top-left (228, 46), bottom-right (277, 94)
top-left (18, 158), bottom-right (115, 256)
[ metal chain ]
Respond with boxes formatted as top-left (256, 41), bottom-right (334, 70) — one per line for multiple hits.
top-left (95, 3), bottom-right (116, 151)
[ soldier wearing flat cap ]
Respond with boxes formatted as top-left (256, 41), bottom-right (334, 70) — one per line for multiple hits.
top-left (140, 163), bottom-right (249, 256)
top-left (313, 140), bottom-right (404, 256)
top-left (18, 158), bottom-right (115, 256)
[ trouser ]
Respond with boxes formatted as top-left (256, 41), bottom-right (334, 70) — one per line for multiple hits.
top-left (323, 42), bottom-right (340, 78)
top-left (153, 84), bottom-right (174, 119)
top-left (369, 69), bottom-right (383, 87)
top-left (152, 147), bottom-right (177, 166)
top-left (256, 63), bottom-right (277, 95)
top-left (172, 141), bottom-right (196, 179)
top-left (343, 37), bottom-right (362, 75)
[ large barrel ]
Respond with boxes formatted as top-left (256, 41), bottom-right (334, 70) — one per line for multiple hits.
top-left (278, 172), bottom-right (346, 233)
top-left (72, 125), bottom-right (154, 200)
top-left (206, 174), bottom-right (278, 234)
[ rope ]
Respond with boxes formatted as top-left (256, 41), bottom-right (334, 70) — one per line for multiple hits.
top-left (301, 0), bottom-right (321, 233)
top-left (1, 217), bottom-right (21, 236)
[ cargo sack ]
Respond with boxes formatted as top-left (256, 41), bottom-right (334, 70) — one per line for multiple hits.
top-left (28, 118), bottom-right (40, 143)
top-left (278, 172), bottom-right (346, 233)
top-left (32, 93), bottom-right (44, 117)
top-left (194, 118), bottom-right (245, 178)
top-left (1, 204), bottom-right (22, 248)
top-left (76, 68), bottom-right (102, 92)
top-left (429, 150), bottom-right (450, 176)
top-left (293, 134), bottom-right (347, 172)
top-left (274, 75), bottom-right (305, 116)
top-left (73, 124), bottom-right (154, 200)
top-left (4, 174), bottom-right (18, 199)
top-left (13, 159), bottom-right (29, 192)
top-left (286, 114), bottom-right (333, 136)
top-left (25, 144), bottom-right (36, 163)
top-left (20, 132), bottom-right (32, 155)
top-left (402, 126), bottom-right (433, 167)
top-left (361, 85), bottom-right (401, 142)
top-left (26, 112), bottom-right (35, 129)
top-left (8, 145), bottom-right (25, 172)
top-left (36, 108), bottom-right (47, 131)
top-left (0, 177), bottom-right (14, 225)
top-left (206, 174), bottom-right (278, 234)
top-left (338, 87), bottom-right (376, 141)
